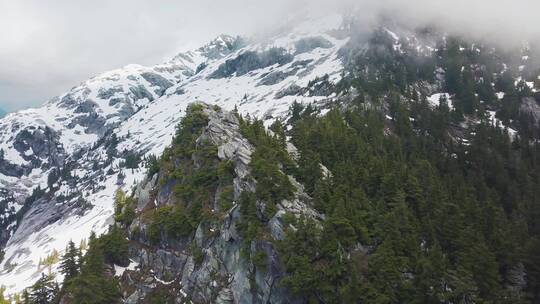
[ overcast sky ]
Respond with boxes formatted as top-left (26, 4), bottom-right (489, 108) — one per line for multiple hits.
top-left (0, 0), bottom-right (310, 112)
top-left (1, 0), bottom-right (539, 112)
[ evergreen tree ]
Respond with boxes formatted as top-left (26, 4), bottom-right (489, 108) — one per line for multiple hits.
top-left (22, 290), bottom-right (30, 304)
top-left (29, 273), bottom-right (58, 304)
top-left (100, 225), bottom-right (129, 266)
top-left (60, 240), bottom-right (81, 284)
top-left (67, 233), bottom-right (122, 304)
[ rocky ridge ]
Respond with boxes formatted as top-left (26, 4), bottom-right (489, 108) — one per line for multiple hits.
top-left (119, 103), bottom-right (319, 303)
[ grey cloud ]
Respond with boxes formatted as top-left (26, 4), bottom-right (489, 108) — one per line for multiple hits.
top-left (0, 0), bottom-right (538, 111)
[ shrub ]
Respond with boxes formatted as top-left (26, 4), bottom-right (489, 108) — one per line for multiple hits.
top-left (145, 154), bottom-right (160, 177)
top-left (148, 205), bottom-right (195, 244)
top-left (252, 250), bottom-right (268, 271)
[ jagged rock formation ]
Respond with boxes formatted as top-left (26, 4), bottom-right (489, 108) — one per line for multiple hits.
top-left (120, 104), bottom-right (317, 303)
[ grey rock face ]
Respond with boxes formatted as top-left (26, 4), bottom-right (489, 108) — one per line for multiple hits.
top-left (209, 48), bottom-right (294, 79)
top-left (121, 104), bottom-right (316, 303)
top-left (97, 86), bottom-right (124, 100)
top-left (172, 35), bottom-right (242, 64)
top-left (14, 128), bottom-right (62, 165)
top-left (520, 97), bottom-right (540, 126)
top-left (141, 72), bottom-right (174, 95)
top-left (0, 190), bottom-right (17, 249)
top-left (134, 174), bottom-right (158, 211)
top-left (68, 112), bottom-right (108, 136)
top-left (275, 84), bottom-right (306, 99)
top-left (3, 126), bottom-right (66, 178)
top-left (129, 85), bottom-right (154, 102)
top-left (0, 127), bottom-right (67, 259)
top-left (58, 93), bottom-right (81, 108)
top-left (258, 69), bottom-right (298, 86)
top-left (506, 262), bottom-right (526, 298)
top-left (0, 158), bottom-right (24, 178)
top-left (200, 35), bottom-right (243, 60)
top-left (294, 36), bottom-right (333, 54)
top-left (73, 99), bottom-right (99, 114)
top-left (6, 195), bottom-right (71, 256)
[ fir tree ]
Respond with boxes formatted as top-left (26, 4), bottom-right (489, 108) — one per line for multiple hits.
top-left (66, 230), bottom-right (122, 304)
top-left (29, 273), bottom-right (58, 304)
top-left (60, 240), bottom-right (81, 284)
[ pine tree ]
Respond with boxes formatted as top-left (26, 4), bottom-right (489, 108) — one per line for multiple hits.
top-left (60, 240), bottom-right (81, 284)
top-left (63, 229), bottom-right (122, 304)
top-left (296, 149), bottom-right (322, 195)
top-left (29, 273), bottom-right (58, 304)
top-left (100, 225), bottom-right (129, 266)
top-left (22, 290), bottom-right (30, 304)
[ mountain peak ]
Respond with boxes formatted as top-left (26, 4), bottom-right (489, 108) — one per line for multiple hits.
top-left (0, 16), bottom-right (349, 296)
top-left (168, 34), bottom-right (243, 69)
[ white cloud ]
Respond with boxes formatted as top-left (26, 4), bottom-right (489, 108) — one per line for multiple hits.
top-left (0, 0), bottom-right (298, 111)
top-left (0, 0), bottom-right (538, 112)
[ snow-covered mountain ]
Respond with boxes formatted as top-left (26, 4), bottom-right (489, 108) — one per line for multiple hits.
top-left (0, 14), bottom-right (350, 294)
top-left (2, 8), bottom-right (540, 300)
top-left (0, 33), bottom-right (240, 253)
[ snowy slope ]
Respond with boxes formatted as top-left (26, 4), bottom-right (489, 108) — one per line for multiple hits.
top-left (0, 34), bottom-right (240, 247)
top-left (0, 15), bottom-right (349, 295)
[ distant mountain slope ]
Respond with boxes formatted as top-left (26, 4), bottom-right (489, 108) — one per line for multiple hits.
top-left (0, 14), bottom-right (349, 295)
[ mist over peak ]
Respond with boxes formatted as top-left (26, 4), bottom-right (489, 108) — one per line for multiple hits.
top-left (0, 0), bottom-right (538, 112)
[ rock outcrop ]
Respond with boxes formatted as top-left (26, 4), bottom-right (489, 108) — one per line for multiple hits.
top-left (520, 97), bottom-right (540, 127)
top-left (120, 104), bottom-right (318, 303)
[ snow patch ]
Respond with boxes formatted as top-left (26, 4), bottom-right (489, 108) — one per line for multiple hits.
top-left (427, 93), bottom-right (454, 110)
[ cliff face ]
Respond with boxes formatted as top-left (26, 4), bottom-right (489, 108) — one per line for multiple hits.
top-left (119, 103), bottom-right (318, 303)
